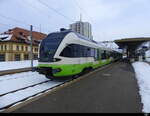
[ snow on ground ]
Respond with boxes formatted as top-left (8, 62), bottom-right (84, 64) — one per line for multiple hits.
top-left (0, 34), bottom-right (12, 41)
top-left (0, 72), bottom-right (49, 95)
top-left (0, 81), bottom-right (63, 109)
top-left (146, 50), bottom-right (150, 62)
top-left (0, 60), bottom-right (38, 71)
top-left (0, 71), bottom-right (64, 109)
top-left (132, 62), bottom-right (150, 113)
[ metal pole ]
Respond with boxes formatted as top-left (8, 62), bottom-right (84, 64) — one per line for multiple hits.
top-left (30, 25), bottom-right (34, 71)
top-left (149, 40), bottom-right (150, 50)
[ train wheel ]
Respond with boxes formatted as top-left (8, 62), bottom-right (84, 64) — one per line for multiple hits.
top-left (81, 68), bottom-right (88, 75)
top-left (72, 75), bottom-right (79, 79)
top-left (45, 75), bottom-right (54, 80)
top-left (81, 67), bottom-right (93, 75)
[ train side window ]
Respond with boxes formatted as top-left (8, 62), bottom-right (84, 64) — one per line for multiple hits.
top-left (106, 51), bottom-right (110, 59)
top-left (87, 48), bottom-right (91, 57)
top-left (60, 44), bottom-right (98, 58)
top-left (94, 49), bottom-right (100, 60)
top-left (60, 45), bottom-right (72, 57)
top-left (90, 48), bottom-right (95, 57)
top-left (94, 49), bottom-right (98, 60)
top-left (98, 50), bottom-right (101, 59)
top-left (73, 45), bottom-right (78, 57)
top-left (101, 51), bottom-right (107, 60)
top-left (83, 46), bottom-right (88, 57)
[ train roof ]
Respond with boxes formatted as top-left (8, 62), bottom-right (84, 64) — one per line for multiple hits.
top-left (46, 30), bottom-right (122, 53)
top-left (47, 30), bottom-right (98, 44)
top-left (75, 32), bottom-right (98, 44)
top-left (46, 30), bottom-right (71, 40)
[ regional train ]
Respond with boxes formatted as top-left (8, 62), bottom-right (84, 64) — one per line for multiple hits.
top-left (36, 29), bottom-right (122, 79)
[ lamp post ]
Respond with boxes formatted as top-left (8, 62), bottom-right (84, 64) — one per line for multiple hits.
top-left (30, 25), bottom-right (33, 71)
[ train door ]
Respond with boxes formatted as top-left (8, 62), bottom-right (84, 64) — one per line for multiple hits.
top-left (72, 44), bottom-right (80, 74)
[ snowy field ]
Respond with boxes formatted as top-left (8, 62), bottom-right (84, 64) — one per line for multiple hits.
top-left (132, 62), bottom-right (150, 113)
top-left (0, 60), bottom-right (38, 71)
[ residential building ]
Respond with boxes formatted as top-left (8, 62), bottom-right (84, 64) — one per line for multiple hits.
top-left (70, 21), bottom-right (93, 40)
top-left (0, 27), bottom-right (47, 62)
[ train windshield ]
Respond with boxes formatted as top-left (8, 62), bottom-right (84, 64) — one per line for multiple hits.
top-left (39, 31), bottom-right (69, 62)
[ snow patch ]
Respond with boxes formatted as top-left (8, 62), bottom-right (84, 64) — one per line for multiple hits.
top-left (146, 50), bottom-right (150, 62)
top-left (0, 72), bottom-right (49, 95)
top-left (0, 60), bottom-right (38, 71)
top-left (0, 34), bottom-right (12, 41)
top-left (0, 81), bottom-right (62, 109)
top-left (132, 62), bottom-right (150, 113)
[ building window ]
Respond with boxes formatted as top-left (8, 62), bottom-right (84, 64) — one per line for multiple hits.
top-left (15, 54), bottom-right (21, 61)
top-left (16, 45), bottom-right (19, 51)
top-left (34, 54), bottom-right (38, 60)
top-left (5, 45), bottom-right (7, 51)
top-left (0, 54), bottom-right (5, 62)
top-left (21, 46), bottom-right (24, 51)
top-left (24, 54), bottom-right (29, 60)
top-left (1, 45), bottom-right (3, 51)
top-left (19, 32), bottom-right (23, 35)
top-left (26, 46), bottom-right (28, 51)
top-left (34, 48), bottom-right (38, 52)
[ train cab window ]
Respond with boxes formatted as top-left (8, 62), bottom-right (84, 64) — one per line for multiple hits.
top-left (39, 31), bottom-right (70, 62)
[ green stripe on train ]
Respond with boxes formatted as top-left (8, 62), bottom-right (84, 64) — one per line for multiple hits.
top-left (38, 59), bottom-right (113, 77)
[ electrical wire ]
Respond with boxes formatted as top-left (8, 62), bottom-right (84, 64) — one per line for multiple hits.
top-left (0, 13), bottom-right (41, 31)
top-left (37, 0), bottom-right (74, 22)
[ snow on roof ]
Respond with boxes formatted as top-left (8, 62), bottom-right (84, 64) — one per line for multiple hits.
top-left (98, 42), bottom-right (118, 48)
top-left (0, 34), bottom-right (12, 41)
top-left (98, 42), bottom-right (122, 53)
top-left (0, 34), bottom-right (9, 38)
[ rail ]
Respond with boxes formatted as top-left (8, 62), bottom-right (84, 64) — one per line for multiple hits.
top-left (0, 68), bottom-right (35, 76)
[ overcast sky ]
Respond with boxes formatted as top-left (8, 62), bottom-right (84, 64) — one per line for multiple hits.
top-left (0, 0), bottom-right (150, 41)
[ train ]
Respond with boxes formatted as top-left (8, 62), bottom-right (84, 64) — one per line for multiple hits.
top-left (36, 29), bottom-right (122, 79)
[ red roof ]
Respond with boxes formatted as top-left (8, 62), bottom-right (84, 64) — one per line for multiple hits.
top-left (3, 27), bottom-right (47, 43)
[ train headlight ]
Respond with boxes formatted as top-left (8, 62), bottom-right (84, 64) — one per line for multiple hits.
top-left (53, 59), bottom-right (57, 62)
top-left (52, 68), bottom-right (62, 74)
top-left (53, 58), bottom-right (61, 62)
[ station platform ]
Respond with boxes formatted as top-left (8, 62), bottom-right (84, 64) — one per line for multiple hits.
top-left (13, 62), bottom-right (142, 113)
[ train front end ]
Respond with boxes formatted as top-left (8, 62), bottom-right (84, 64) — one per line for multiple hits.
top-left (36, 30), bottom-right (70, 79)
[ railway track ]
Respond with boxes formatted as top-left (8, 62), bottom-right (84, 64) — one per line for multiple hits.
top-left (0, 68), bottom-right (34, 76)
top-left (0, 80), bottom-right (51, 97)
top-left (0, 62), bottom-right (116, 113)
top-left (0, 79), bottom-right (71, 112)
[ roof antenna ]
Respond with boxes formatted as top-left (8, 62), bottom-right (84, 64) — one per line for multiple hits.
top-left (80, 13), bottom-right (82, 22)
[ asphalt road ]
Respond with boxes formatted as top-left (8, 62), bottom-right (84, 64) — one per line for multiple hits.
top-left (13, 62), bottom-right (142, 113)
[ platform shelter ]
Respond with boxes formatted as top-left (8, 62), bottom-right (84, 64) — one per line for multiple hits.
top-left (115, 37), bottom-right (150, 60)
